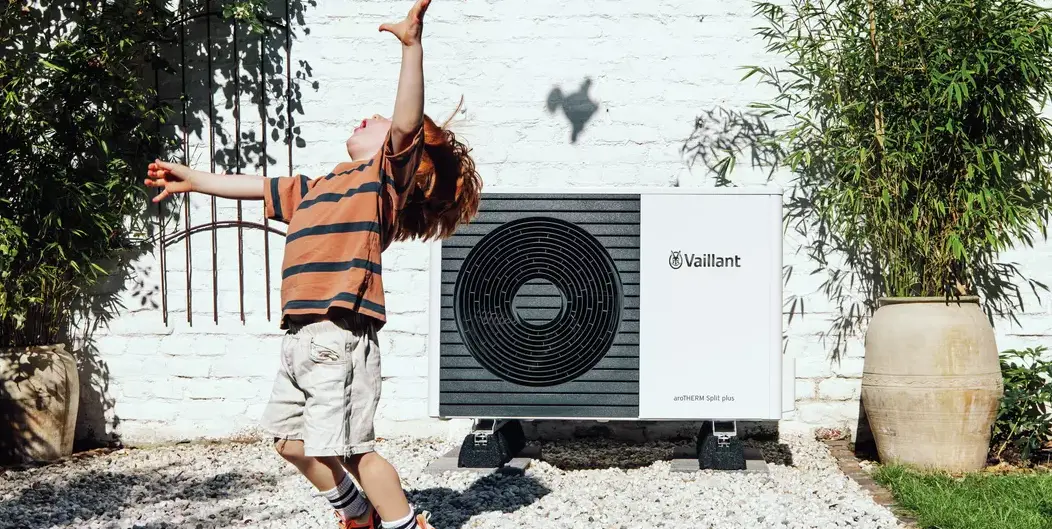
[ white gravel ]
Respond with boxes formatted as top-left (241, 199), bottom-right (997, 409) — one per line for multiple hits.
top-left (0, 433), bottom-right (905, 529)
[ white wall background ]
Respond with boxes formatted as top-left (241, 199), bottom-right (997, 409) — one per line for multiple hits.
top-left (77, 0), bottom-right (1052, 445)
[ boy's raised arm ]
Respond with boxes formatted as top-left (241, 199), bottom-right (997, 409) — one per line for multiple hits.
top-left (380, 0), bottom-right (430, 152)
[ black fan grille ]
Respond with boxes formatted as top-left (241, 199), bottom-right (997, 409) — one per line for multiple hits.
top-left (453, 217), bottom-right (624, 387)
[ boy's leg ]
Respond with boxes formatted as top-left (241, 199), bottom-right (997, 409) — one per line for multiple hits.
top-left (301, 316), bottom-right (431, 529)
top-left (260, 334), bottom-right (316, 481)
top-left (274, 438), bottom-right (346, 490)
top-left (342, 452), bottom-right (413, 524)
top-left (279, 445), bottom-right (370, 523)
top-left (264, 327), bottom-right (370, 523)
top-left (340, 322), bottom-right (432, 529)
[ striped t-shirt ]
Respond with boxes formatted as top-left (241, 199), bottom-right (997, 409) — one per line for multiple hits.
top-left (264, 126), bottom-right (424, 329)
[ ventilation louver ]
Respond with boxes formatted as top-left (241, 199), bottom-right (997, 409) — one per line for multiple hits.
top-left (454, 217), bottom-right (624, 387)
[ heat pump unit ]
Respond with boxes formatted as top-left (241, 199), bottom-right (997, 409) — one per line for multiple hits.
top-left (427, 187), bottom-right (783, 422)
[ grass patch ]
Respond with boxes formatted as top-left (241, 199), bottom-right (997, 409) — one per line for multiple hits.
top-left (873, 465), bottom-right (1052, 529)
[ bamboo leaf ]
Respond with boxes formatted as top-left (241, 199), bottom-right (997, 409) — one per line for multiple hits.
top-left (39, 58), bottom-right (67, 72)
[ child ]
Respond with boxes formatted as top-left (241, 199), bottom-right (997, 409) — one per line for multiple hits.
top-left (144, 1), bottom-right (482, 527)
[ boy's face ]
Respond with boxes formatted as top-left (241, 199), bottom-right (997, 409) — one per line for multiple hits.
top-left (345, 114), bottom-right (391, 161)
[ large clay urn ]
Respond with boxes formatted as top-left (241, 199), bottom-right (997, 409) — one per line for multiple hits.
top-left (861, 296), bottom-right (1003, 473)
top-left (0, 344), bottom-right (80, 466)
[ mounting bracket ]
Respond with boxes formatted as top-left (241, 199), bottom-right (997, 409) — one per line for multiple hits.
top-left (697, 420), bottom-right (746, 470)
top-left (457, 419), bottom-right (526, 469)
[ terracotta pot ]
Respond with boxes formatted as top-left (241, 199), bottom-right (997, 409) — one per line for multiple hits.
top-left (861, 296), bottom-right (1003, 473)
top-left (0, 344), bottom-right (80, 465)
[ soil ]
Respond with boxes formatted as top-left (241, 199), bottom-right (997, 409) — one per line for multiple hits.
top-left (847, 441), bottom-right (1052, 475)
top-left (984, 445), bottom-right (1052, 474)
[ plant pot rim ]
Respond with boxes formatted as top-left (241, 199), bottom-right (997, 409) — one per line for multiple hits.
top-left (877, 296), bottom-right (980, 306)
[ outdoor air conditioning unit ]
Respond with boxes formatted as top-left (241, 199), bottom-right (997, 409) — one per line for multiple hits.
top-left (426, 187), bottom-right (784, 467)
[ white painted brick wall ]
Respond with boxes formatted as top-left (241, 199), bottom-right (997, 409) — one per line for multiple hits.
top-left (75, 0), bottom-right (1052, 446)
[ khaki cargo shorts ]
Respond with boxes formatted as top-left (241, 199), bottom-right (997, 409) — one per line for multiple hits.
top-left (260, 313), bottom-right (381, 457)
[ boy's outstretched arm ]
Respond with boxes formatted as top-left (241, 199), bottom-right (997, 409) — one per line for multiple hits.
top-left (380, 0), bottom-right (431, 152)
top-left (146, 160), bottom-right (264, 203)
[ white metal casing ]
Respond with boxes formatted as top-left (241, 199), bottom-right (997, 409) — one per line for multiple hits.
top-left (428, 186), bottom-right (784, 421)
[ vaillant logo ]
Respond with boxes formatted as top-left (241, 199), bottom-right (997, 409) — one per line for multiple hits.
top-left (668, 250), bottom-right (742, 269)
top-left (669, 251), bottom-right (683, 269)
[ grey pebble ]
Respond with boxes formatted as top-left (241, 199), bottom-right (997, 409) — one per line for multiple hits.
top-left (0, 433), bottom-right (907, 529)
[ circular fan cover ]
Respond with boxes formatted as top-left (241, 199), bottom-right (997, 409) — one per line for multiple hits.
top-left (454, 217), bottom-right (623, 387)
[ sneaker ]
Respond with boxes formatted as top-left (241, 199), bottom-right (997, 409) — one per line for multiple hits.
top-left (414, 511), bottom-right (436, 529)
top-left (338, 505), bottom-right (382, 529)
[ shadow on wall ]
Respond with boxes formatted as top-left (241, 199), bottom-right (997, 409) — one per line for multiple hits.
top-left (67, 248), bottom-right (157, 450)
top-left (680, 106), bottom-right (783, 187)
top-left (54, 0), bottom-right (318, 451)
top-left (547, 77), bottom-right (600, 144)
top-left (161, 0), bottom-right (318, 177)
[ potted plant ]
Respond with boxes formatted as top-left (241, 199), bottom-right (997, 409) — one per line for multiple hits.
top-left (694, 0), bottom-right (1052, 472)
top-left (0, 0), bottom-right (178, 465)
top-left (0, 212), bottom-right (81, 464)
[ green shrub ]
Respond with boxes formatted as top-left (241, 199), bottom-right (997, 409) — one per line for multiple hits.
top-left (0, 0), bottom-right (269, 347)
top-left (717, 0), bottom-right (1052, 358)
top-left (0, 0), bottom-right (180, 347)
top-left (993, 346), bottom-right (1052, 463)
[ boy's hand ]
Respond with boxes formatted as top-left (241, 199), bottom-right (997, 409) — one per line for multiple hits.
top-left (145, 159), bottom-right (193, 203)
top-left (379, 0), bottom-right (430, 47)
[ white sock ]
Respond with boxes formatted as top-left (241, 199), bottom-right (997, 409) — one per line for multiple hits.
top-left (322, 472), bottom-right (369, 520)
top-left (381, 507), bottom-right (417, 529)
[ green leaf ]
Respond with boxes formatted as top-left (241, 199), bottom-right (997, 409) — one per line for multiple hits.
top-left (740, 65), bottom-right (768, 82)
top-left (1, 1), bottom-right (189, 346)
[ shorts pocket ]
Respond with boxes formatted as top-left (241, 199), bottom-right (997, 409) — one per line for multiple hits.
top-left (308, 334), bottom-right (352, 365)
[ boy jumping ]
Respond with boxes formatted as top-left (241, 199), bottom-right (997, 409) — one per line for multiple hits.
top-left (144, 1), bottom-right (482, 527)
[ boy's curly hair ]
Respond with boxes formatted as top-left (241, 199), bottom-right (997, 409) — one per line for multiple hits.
top-left (391, 97), bottom-right (482, 242)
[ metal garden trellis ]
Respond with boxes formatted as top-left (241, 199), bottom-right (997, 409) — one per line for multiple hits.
top-left (154, 0), bottom-right (302, 327)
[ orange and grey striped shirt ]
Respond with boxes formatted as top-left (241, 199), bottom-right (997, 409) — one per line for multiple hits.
top-left (264, 126), bottom-right (424, 329)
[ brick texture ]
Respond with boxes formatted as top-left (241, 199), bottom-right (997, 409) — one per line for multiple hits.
top-left (76, 0), bottom-right (1052, 445)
